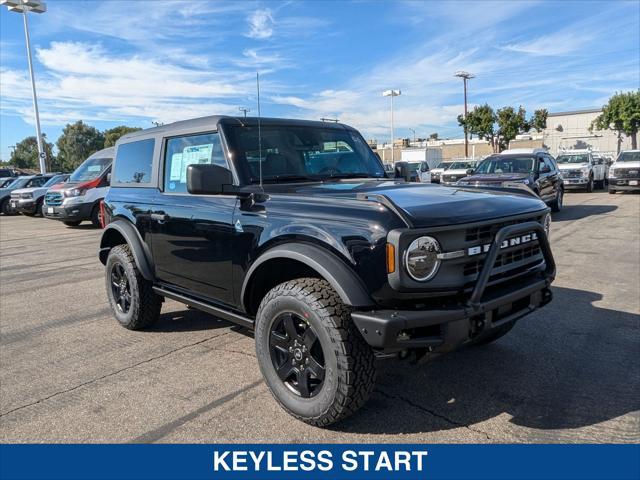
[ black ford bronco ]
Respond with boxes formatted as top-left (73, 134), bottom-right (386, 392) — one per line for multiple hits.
top-left (99, 116), bottom-right (555, 426)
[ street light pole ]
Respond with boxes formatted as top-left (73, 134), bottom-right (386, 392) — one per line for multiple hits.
top-left (455, 71), bottom-right (475, 158)
top-left (238, 107), bottom-right (250, 118)
top-left (2, 0), bottom-right (48, 174)
top-left (383, 89), bottom-right (401, 162)
top-left (409, 128), bottom-right (416, 144)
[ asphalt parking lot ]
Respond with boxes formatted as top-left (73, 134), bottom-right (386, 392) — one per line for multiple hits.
top-left (0, 190), bottom-right (638, 444)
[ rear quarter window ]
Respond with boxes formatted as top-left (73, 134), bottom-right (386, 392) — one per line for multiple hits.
top-left (114, 139), bottom-right (155, 185)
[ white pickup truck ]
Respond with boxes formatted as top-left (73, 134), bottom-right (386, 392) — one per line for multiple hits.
top-left (556, 150), bottom-right (607, 192)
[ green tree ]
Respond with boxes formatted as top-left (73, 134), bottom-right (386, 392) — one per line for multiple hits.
top-left (496, 105), bottom-right (528, 151)
top-left (528, 108), bottom-right (548, 133)
top-left (591, 91), bottom-right (640, 151)
top-left (458, 103), bottom-right (497, 151)
top-left (10, 135), bottom-right (55, 170)
top-left (56, 121), bottom-right (105, 172)
top-left (428, 132), bottom-right (439, 141)
top-left (103, 125), bottom-right (142, 147)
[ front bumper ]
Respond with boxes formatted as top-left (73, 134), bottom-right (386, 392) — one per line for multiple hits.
top-left (352, 221), bottom-right (555, 352)
top-left (562, 177), bottom-right (590, 188)
top-left (609, 178), bottom-right (640, 191)
top-left (43, 201), bottom-right (93, 221)
top-left (13, 198), bottom-right (37, 214)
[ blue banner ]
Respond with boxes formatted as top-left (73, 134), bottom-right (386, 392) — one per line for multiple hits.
top-left (1, 444), bottom-right (638, 480)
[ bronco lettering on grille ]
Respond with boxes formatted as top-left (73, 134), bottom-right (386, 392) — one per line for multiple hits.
top-left (468, 232), bottom-right (538, 256)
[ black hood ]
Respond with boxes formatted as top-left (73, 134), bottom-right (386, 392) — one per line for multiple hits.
top-left (263, 180), bottom-right (547, 227)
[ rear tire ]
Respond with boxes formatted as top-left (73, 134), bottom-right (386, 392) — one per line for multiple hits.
top-left (471, 321), bottom-right (516, 346)
top-left (255, 278), bottom-right (376, 426)
top-left (105, 244), bottom-right (162, 330)
top-left (63, 220), bottom-right (81, 227)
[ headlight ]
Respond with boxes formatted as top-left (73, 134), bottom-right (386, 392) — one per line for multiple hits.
top-left (543, 213), bottom-right (552, 240)
top-left (64, 188), bottom-right (84, 197)
top-left (405, 236), bottom-right (441, 281)
top-left (609, 168), bottom-right (616, 177)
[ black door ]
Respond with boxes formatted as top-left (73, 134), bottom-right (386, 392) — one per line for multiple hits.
top-left (150, 131), bottom-right (237, 306)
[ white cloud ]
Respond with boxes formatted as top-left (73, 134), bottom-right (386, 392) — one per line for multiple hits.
top-left (246, 9), bottom-right (275, 39)
top-left (503, 32), bottom-right (593, 56)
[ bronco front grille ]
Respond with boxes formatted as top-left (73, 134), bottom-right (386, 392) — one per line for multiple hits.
top-left (465, 215), bottom-right (541, 242)
top-left (44, 192), bottom-right (63, 206)
top-left (463, 243), bottom-right (542, 277)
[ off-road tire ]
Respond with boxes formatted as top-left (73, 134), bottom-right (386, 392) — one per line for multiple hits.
top-left (255, 278), bottom-right (376, 426)
top-left (550, 188), bottom-right (563, 212)
top-left (471, 321), bottom-right (516, 346)
top-left (63, 220), bottom-right (82, 227)
top-left (105, 244), bottom-right (162, 330)
top-left (90, 203), bottom-right (102, 228)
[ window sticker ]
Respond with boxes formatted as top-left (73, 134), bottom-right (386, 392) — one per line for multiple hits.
top-left (177, 144), bottom-right (213, 183)
top-left (169, 153), bottom-right (184, 181)
top-left (87, 165), bottom-right (102, 172)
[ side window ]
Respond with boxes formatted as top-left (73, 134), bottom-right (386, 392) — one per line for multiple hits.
top-left (29, 177), bottom-right (47, 187)
top-left (545, 155), bottom-right (557, 172)
top-left (163, 132), bottom-right (226, 194)
top-left (114, 139), bottom-right (155, 184)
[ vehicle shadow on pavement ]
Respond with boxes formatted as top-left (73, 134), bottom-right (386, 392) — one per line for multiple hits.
top-left (335, 286), bottom-right (639, 437)
top-left (148, 307), bottom-right (237, 333)
top-left (552, 204), bottom-right (617, 222)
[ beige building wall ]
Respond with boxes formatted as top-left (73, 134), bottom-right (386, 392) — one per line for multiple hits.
top-left (543, 109), bottom-right (633, 157)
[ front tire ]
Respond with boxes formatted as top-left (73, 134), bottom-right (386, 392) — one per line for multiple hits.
top-left (1, 199), bottom-right (17, 216)
top-left (105, 244), bottom-right (162, 330)
top-left (90, 204), bottom-right (102, 228)
top-left (609, 188), bottom-right (616, 194)
top-left (586, 176), bottom-right (593, 192)
top-left (63, 220), bottom-right (82, 227)
top-left (550, 188), bottom-right (563, 212)
top-left (255, 278), bottom-right (376, 426)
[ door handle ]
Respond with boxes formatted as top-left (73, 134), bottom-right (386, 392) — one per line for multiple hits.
top-left (151, 213), bottom-right (169, 223)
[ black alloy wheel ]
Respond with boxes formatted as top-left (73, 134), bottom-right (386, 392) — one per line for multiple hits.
top-left (269, 312), bottom-right (325, 398)
top-left (110, 262), bottom-right (132, 314)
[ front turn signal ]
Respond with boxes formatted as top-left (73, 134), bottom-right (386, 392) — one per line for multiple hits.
top-left (386, 243), bottom-right (396, 273)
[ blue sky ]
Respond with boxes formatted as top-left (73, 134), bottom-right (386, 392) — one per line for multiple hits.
top-left (1, 0), bottom-right (638, 161)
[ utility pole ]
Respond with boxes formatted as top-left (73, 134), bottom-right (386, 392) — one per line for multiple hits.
top-left (383, 90), bottom-right (401, 162)
top-left (239, 107), bottom-right (250, 118)
top-left (455, 71), bottom-right (475, 158)
top-left (2, 0), bottom-right (48, 173)
top-left (409, 128), bottom-right (416, 144)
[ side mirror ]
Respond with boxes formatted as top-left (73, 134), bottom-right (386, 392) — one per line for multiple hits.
top-left (466, 168), bottom-right (475, 175)
top-left (540, 164), bottom-right (551, 174)
top-left (187, 164), bottom-right (234, 195)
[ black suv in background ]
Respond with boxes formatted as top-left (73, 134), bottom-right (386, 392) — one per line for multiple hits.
top-left (99, 116), bottom-right (555, 426)
top-left (457, 148), bottom-right (564, 212)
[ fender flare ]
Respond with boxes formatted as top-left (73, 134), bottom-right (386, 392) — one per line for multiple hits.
top-left (99, 219), bottom-right (155, 281)
top-left (241, 243), bottom-right (375, 309)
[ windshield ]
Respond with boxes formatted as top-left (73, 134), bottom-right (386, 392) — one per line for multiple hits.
top-left (224, 124), bottom-right (386, 183)
top-left (43, 175), bottom-right (67, 187)
top-left (556, 154), bottom-right (589, 164)
top-left (5, 177), bottom-right (26, 189)
top-left (449, 160), bottom-right (477, 170)
top-left (474, 156), bottom-right (534, 174)
top-left (406, 162), bottom-right (421, 171)
top-left (617, 151), bottom-right (640, 162)
top-left (70, 157), bottom-right (111, 182)
top-left (0, 178), bottom-right (13, 188)
top-left (435, 162), bottom-right (453, 170)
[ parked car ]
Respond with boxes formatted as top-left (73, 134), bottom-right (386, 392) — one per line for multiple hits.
top-left (0, 168), bottom-right (17, 178)
top-left (10, 174), bottom-right (69, 216)
top-left (457, 148), bottom-right (564, 211)
top-left (43, 148), bottom-right (114, 227)
top-left (608, 150), bottom-right (640, 194)
top-left (394, 161), bottom-right (431, 182)
top-left (99, 115), bottom-right (555, 427)
top-left (556, 150), bottom-right (606, 191)
top-left (0, 177), bottom-right (15, 188)
top-left (440, 159), bottom-right (478, 185)
top-left (430, 160), bottom-right (453, 183)
top-left (0, 174), bottom-right (56, 215)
